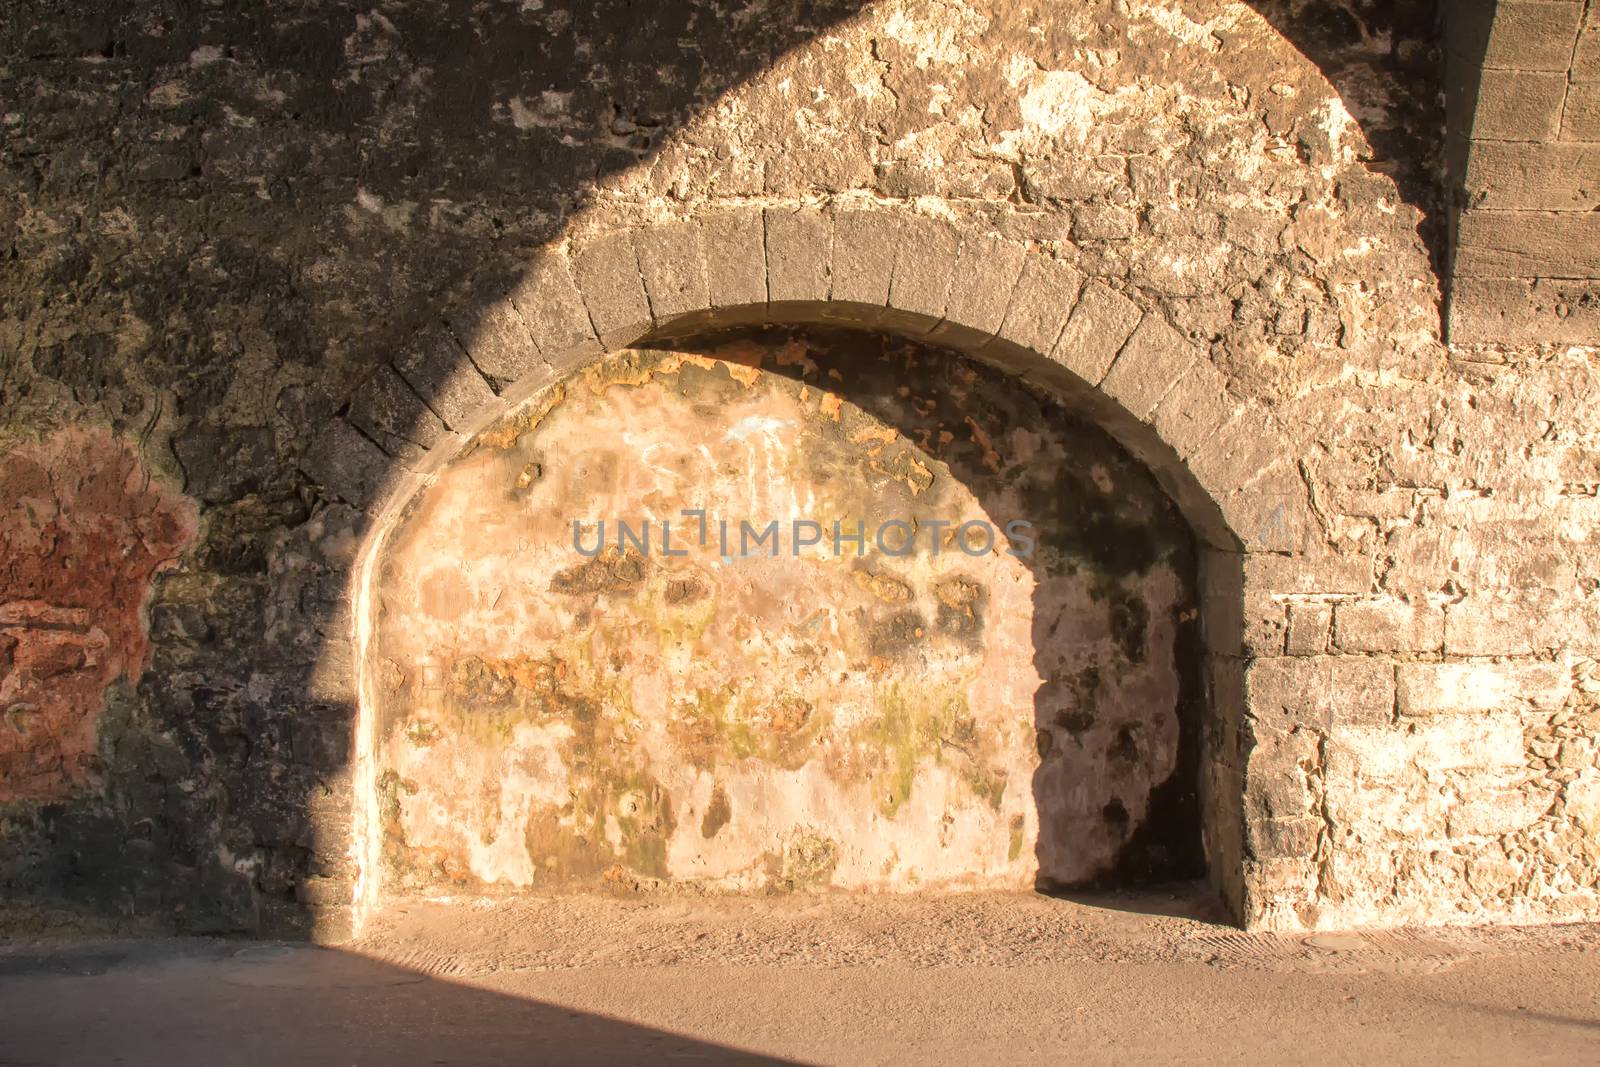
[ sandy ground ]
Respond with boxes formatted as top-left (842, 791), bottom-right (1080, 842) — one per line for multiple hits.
top-left (3, 888), bottom-right (1599, 1065)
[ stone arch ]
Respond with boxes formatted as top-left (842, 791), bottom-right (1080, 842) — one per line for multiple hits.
top-left (340, 206), bottom-right (1315, 929)
top-left (334, 207), bottom-right (1308, 545)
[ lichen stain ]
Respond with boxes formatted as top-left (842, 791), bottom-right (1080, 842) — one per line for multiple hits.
top-left (370, 328), bottom-right (1199, 895)
top-left (0, 427), bottom-right (197, 804)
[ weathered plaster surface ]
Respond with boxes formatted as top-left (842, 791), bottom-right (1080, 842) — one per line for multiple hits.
top-left (0, 428), bottom-right (196, 803)
top-left (370, 331), bottom-right (1200, 895)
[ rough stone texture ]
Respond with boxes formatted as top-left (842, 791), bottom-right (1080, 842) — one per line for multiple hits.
top-left (367, 331), bottom-right (1202, 896)
top-left (570, 231), bottom-right (653, 347)
top-left (764, 208), bottom-right (833, 305)
top-left (0, 429), bottom-right (197, 802)
top-left (1445, 0), bottom-right (1600, 343)
top-left (1, 0), bottom-right (1597, 939)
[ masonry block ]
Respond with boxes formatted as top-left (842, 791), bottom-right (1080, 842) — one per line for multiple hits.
top-left (392, 324), bottom-right (502, 431)
top-left (989, 253), bottom-right (1084, 357)
top-left (347, 366), bottom-right (447, 466)
top-left (1243, 551), bottom-right (1374, 597)
top-left (1476, 2), bottom-right (1586, 70)
top-left (1448, 276), bottom-right (1600, 344)
top-left (446, 298), bottom-right (542, 384)
top-left (507, 247), bottom-right (600, 359)
top-left (1445, 593), bottom-right (1584, 656)
top-left (1563, 84), bottom-right (1600, 141)
top-left (1246, 815), bottom-right (1323, 861)
top-left (1284, 602), bottom-right (1331, 656)
top-left (1150, 356), bottom-right (1238, 460)
top-left (1333, 598), bottom-right (1445, 653)
top-left (702, 208), bottom-right (768, 310)
top-left (1579, 21), bottom-right (1600, 82)
top-left (764, 206), bottom-right (831, 304)
top-left (1396, 660), bottom-right (1571, 717)
top-left (571, 230), bottom-right (653, 347)
top-left (1463, 142), bottom-right (1600, 209)
top-left (301, 420), bottom-right (396, 512)
top-left (1453, 211), bottom-right (1600, 278)
top-left (1051, 280), bottom-right (1143, 386)
top-left (931, 233), bottom-right (1027, 345)
top-left (1245, 656), bottom-right (1396, 733)
top-left (1184, 403), bottom-right (1287, 498)
top-left (1446, 787), bottom-right (1553, 839)
top-left (1218, 462), bottom-right (1312, 554)
top-left (635, 221), bottom-right (709, 320)
top-left (830, 208), bottom-right (899, 308)
top-left (886, 214), bottom-right (961, 325)
top-left (1471, 70), bottom-right (1568, 140)
top-left (1099, 314), bottom-right (1199, 421)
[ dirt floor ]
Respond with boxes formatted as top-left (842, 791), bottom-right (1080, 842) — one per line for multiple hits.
top-left (3, 888), bottom-right (1600, 1065)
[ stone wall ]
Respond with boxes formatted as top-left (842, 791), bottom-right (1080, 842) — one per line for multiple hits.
top-left (2, 0), bottom-right (1597, 938)
top-left (1446, 0), bottom-right (1600, 343)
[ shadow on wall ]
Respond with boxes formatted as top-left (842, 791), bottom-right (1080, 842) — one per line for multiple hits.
top-left (650, 326), bottom-right (1212, 890)
top-left (0, 0), bottom-right (1420, 935)
top-left (0, 0), bottom-right (876, 937)
top-left (1242, 0), bottom-right (1446, 270)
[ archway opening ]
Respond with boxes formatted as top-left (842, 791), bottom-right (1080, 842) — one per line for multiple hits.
top-left (358, 323), bottom-right (1212, 904)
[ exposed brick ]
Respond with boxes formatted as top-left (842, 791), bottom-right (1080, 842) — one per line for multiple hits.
top-left (1446, 787), bottom-right (1553, 838)
top-left (1219, 464), bottom-right (1313, 555)
top-left (1243, 551), bottom-right (1374, 597)
top-left (1071, 203), bottom-right (1138, 240)
top-left (1578, 24), bottom-right (1600, 83)
top-left (1186, 403), bottom-right (1288, 498)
